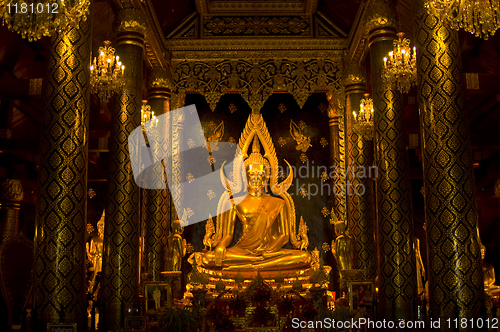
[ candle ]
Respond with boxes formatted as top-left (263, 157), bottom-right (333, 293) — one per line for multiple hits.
top-left (383, 57), bottom-right (387, 68)
top-left (121, 65), bottom-right (125, 75)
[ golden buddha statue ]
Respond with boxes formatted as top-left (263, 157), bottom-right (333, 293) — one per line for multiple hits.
top-left (481, 244), bottom-right (499, 293)
top-left (331, 220), bottom-right (352, 279)
top-left (166, 220), bottom-right (187, 271)
top-left (198, 114), bottom-right (311, 275)
top-left (89, 212), bottom-right (104, 273)
top-left (87, 211), bottom-right (104, 293)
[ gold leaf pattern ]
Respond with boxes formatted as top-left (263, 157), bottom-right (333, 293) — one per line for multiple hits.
top-left (208, 155), bottom-right (216, 165)
top-left (207, 190), bottom-right (215, 200)
top-left (88, 188), bottom-right (96, 199)
top-left (229, 103), bottom-right (237, 113)
top-left (321, 172), bottom-right (329, 182)
top-left (300, 153), bottom-right (308, 163)
top-left (320, 137), bottom-right (329, 147)
top-left (86, 223), bottom-right (94, 234)
top-left (278, 103), bottom-right (287, 113)
top-left (321, 207), bottom-right (329, 217)
top-left (186, 173), bottom-right (195, 183)
top-left (322, 242), bottom-right (331, 253)
top-left (299, 187), bottom-right (308, 198)
top-left (187, 138), bottom-right (195, 148)
top-left (278, 137), bottom-right (287, 147)
top-left (298, 120), bottom-right (307, 130)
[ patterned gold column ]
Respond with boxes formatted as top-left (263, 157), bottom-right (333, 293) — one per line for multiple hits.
top-left (0, 179), bottom-right (23, 244)
top-left (413, 0), bottom-right (483, 321)
top-left (327, 92), bottom-right (346, 221)
top-left (344, 64), bottom-right (377, 281)
top-left (367, 1), bottom-right (416, 320)
top-left (101, 9), bottom-right (146, 331)
top-left (33, 15), bottom-right (91, 330)
top-left (144, 69), bottom-right (172, 280)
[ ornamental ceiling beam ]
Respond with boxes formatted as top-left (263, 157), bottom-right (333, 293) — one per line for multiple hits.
top-left (195, 0), bottom-right (319, 15)
top-left (111, 0), bottom-right (169, 69)
top-left (344, 0), bottom-right (374, 66)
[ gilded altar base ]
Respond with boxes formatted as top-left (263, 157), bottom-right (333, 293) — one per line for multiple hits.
top-left (188, 251), bottom-right (331, 292)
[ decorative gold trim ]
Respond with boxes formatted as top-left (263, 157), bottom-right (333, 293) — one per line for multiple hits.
top-left (195, 0), bottom-right (318, 15)
top-left (167, 37), bottom-right (346, 54)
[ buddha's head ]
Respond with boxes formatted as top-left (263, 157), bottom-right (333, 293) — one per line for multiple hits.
top-left (244, 137), bottom-right (270, 195)
top-left (334, 221), bottom-right (346, 236)
top-left (172, 219), bottom-right (183, 234)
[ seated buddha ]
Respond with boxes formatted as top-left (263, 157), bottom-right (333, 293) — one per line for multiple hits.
top-left (201, 120), bottom-right (311, 272)
top-left (481, 244), bottom-right (500, 293)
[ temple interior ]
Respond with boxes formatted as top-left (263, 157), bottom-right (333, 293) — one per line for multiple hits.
top-left (1, 0), bottom-right (500, 331)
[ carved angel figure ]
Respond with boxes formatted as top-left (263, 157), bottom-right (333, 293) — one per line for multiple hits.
top-left (205, 121), bottom-right (224, 151)
top-left (290, 119), bottom-right (312, 152)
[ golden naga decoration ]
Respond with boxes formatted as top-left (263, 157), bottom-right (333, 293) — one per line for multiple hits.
top-left (203, 214), bottom-right (216, 250)
top-left (199, 113), bottom-right (311, 276)
top-left (290, 119), bottom-right (312, 152)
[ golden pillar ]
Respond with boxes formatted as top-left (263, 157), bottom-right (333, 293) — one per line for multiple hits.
top-left (144, 69), bottom-right (172, 280)
top-left (101, 8), bottom-right (146, 331)
top-left (367, 1), bottom-right (416, 320)
top-left (344, 64), bottom-right (376, 281)
top-left (0, 179), bottom-right (24, 244)
top-left (413, 0), bottom-right (483, 321)
top-left (327, 92), bottom-right (346, 221)
top-left (33, 15), bottom-right (91, 330)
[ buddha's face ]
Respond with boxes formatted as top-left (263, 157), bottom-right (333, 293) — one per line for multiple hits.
top-left (247, 163), bottom-right (266, 193)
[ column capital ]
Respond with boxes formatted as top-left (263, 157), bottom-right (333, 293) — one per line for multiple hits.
top-left (366, 0), bottom-right (398, 47)
top-left (148, 69), bottom-right (172, 90)
top-left (343, 63), bottom-right (366, 95)
top-left (148, 69), bottom-right (172, 100)
top-left (117, 8), bottom-right (147, 47)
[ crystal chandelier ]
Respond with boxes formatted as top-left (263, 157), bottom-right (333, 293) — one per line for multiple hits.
top-left (90, 41), bottom-right (125, 104)
top-left (0, 0), bottom-right (90, 42)
top-left (425, 0), bottom-right (500, 40)
top-left (352, 93), bottom-right (374, 140)
top-left (382, 32), bottom-right (417, 94)
top-left (141, 100), bottom-right (156, 125)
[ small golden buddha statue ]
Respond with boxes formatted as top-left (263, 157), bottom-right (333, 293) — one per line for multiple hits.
top-left (88, 212), bottom-right (104, 275)
top-left (200, 114), bottom-right (311, 273)
top-left (481, 244), bottom-right (499, 292)
top-left (331, 220), bottom-right (352, 279)
top-left (166, 220), bottom-right (186, 271)
top-left (87, 211), bottom-right (104, 293)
